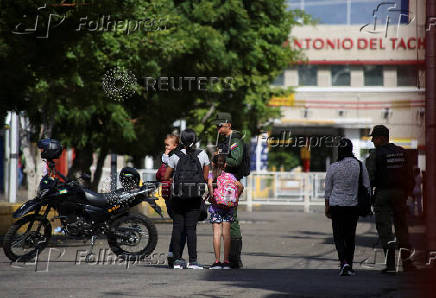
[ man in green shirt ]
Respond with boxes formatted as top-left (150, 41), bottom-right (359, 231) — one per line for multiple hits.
top-left (215, 112), bottom-right (245, 268)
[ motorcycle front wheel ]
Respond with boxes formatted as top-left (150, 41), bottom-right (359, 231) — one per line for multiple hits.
top-left (107, 213), bottom-right (158, 260)
top-left (3, 214), bottom-right (52, 262)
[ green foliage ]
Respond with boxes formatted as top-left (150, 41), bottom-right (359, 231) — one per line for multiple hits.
top-left (268, 147), bottom-right (301, 171)
top-left (0, 0), bottom-right (310, 177)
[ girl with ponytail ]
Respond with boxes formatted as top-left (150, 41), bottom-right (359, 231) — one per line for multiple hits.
top-left (163, 129), bottom-right (210, 269)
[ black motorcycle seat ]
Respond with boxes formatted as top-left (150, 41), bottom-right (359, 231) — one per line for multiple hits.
top-left (83, 189), bottom-right (109, 207)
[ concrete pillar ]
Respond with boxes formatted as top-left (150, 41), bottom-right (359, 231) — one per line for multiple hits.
top-left (425, 0), bottom-right (436, 252)
top-left (4, 114), bottom-right (10, 198)
top-left (350, 66), bottom-right (363, 87)
top-left (384, 66), bottom-right (397, 87)
top-left (284, 68), bottom-right (298, 86)
top-left (318, 66), bottom-right (330, 87)
top-left (145, 156), bottom-right (154, 169)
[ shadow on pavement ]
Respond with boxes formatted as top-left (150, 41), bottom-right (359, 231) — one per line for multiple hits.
top-left (200, 268), bottom-right (411, 298)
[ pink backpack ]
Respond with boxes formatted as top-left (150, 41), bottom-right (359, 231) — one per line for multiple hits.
top-left (213, 172), bottom-right (239, 207)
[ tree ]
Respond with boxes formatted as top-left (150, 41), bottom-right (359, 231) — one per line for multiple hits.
top-left (0, 0), bottom-right (310, 192)
top-left (268, 147), bottom-right (301, 171)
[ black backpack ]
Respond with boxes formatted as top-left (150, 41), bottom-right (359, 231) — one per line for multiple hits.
top-left (173, 149), bottom-right (206, 199)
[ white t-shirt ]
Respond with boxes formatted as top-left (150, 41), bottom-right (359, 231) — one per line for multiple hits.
top-left (168, 149), bottom-right (210, 169)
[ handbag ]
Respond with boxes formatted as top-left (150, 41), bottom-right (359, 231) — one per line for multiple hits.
top-left (199, 199), bottom-right (208, 221)
top-left (357, 160), bottom-right (372, 217)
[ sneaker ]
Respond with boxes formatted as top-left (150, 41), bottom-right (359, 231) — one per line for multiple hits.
top-left (187, 261), bottom-right (203, 269)
top-left (222, 262), bottom-right (232, 269)
top-left (167, 254), bottom-right (175, 269)
top-left (339, 264), bottom-right (351, 276)
top-left (173, 259), bottom-right (186, 269)
top-left (209, 262), bottom-right (222, 269)
top-left (348, 268), bottom-right (356, 276)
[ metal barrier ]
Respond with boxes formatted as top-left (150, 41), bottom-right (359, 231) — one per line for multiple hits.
top-left (95, 168), bottom-right (327, 212)
top-left (242, 171), bottom-right (326, 212)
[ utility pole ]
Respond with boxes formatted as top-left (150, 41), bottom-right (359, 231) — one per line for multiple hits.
top-left (425, 0), bottom-right (436, 251)
top-left (8, 112), bottom-right (18, 203)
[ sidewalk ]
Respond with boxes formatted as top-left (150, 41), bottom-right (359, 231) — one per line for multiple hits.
top-left (0, 207), bottom-right (427, 297)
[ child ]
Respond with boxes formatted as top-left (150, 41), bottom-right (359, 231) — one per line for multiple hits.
top-left (156, 134), bottom-right (186, 268)
top-left (207, 154), bottom-right (243, 269)
top-left (156, 134), bottom-right (180, 201)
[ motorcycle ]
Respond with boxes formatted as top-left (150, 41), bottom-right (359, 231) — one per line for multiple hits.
top-left (3, 140), bottom-right (163, 263)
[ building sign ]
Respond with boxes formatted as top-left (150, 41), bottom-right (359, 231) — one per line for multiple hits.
top-left (269, 93), bottom-right (295, 107)
top-left (292, 37), bottom-right (425, 50)
top-left (289, 25), bottom-right (425, 61)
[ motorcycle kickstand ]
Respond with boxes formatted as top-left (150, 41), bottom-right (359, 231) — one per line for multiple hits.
top-left (85, 235), bottom-right (97, 263)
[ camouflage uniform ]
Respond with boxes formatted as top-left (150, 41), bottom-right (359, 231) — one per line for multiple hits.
top-left (217, 130), bottom-right (244, 239)
top-left (366, 139), bottom-right (417, 272)
top-left (365, 144), bottom-right (412, 252)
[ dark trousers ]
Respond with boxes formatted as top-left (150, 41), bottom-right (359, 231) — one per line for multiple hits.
top-left (165, 199), bottom-right (186, 255)
top-left (330, 206), bottom-right (359, 267)
top-left (374, 188), bottom-right (410, 250)
top-left (170, 197), bottom-right (201, 262)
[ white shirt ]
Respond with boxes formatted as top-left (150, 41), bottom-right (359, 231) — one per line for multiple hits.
top-left (168, 149), bottom-right (210, 169)
top-left (325, 157), bottom-right (370, 206)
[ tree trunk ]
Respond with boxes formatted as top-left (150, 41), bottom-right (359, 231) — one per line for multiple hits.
top-left (67, 144), bottom-right (94, 188)
top-left (91, 147), bottom-right (108, 192)
top-left (19, 116), bottom-right (41, 200)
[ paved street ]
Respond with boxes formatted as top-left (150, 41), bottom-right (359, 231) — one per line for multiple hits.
top-left (0, 207), bottom-right (426, 297)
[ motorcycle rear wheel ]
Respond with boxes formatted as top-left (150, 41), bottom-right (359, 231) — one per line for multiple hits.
top-left (107, 213), bottom-right (158, 260)
top-left (3, 214), bottom-right (52, 262)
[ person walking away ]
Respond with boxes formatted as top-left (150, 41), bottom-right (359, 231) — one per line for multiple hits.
top-left (214, 112), bottom-right (250, 269)
top-left (325, 138), bottom-right (370, 276)
top-left (207, 154), bottom-right (243, 269)
top-left (164, 129), bottom-right (210, 269)
top-left (365, 125), bottom-right (417, 273)
top-left (156, 134), bottom-right (187, 268)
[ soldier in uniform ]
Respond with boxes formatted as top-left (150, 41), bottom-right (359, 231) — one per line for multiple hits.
top-left (365, 125), bottom-right (416, 273)
top-left (214, 112), bottom-right (245, 268)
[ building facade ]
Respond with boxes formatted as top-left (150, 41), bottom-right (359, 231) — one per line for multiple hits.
top-left (268, 0), bottom-right (426, 171)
